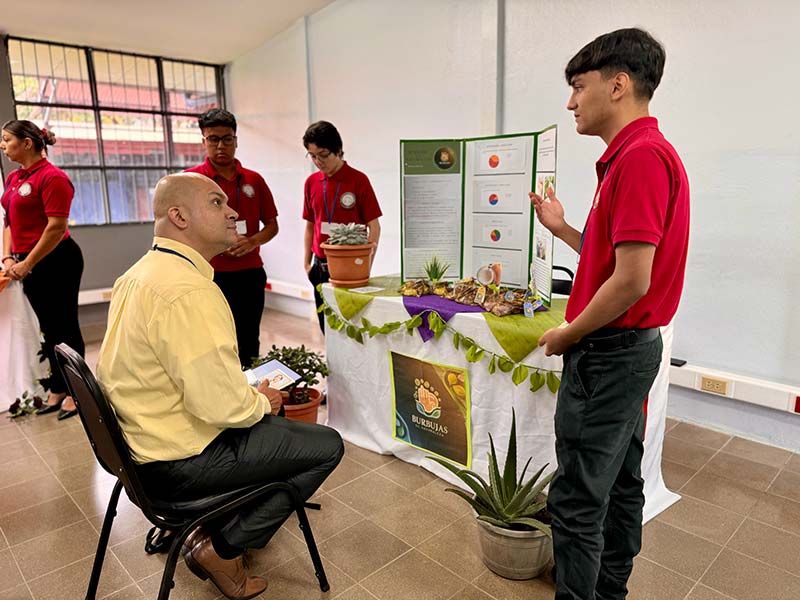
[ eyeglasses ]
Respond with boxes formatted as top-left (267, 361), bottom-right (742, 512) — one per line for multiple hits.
top-left (305, 150), bottom-right (332, 162)
top-left (204, 135), bottom-right (237, 147)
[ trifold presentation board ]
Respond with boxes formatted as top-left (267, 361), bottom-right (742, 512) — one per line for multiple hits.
top-left (400, 126), bottom-right (557, 304)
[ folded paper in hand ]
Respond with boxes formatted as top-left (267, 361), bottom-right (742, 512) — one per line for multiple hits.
top-left (244, 359), bottom-right (301, 391)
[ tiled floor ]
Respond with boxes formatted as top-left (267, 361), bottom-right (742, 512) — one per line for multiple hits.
top-left (2, 312), bottom-right (800, 599)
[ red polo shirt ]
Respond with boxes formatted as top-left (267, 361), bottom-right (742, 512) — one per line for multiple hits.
top-left (566, 117), bottom-right (690, 328)
top-left (1, 158), bottom-right (73, 253)
top-left (303, 161), bottom-right (382, 258)
top-left (185, 158), bottom-right (278, 272)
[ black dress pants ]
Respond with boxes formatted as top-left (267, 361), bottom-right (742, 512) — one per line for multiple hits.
top-left (19, 237), bottom-right (86, 394)
top-left (137, 416), bottom-right (344, 550)
top-left (548, 330), bottom-right (662, 600)
top-left (213, 267), bottom-right (267, 368)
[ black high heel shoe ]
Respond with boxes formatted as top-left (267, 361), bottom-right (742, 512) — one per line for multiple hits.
top-left (57, 408), bottom-right (79, 421)
top-left (35, 400), bottom-right (63, 415)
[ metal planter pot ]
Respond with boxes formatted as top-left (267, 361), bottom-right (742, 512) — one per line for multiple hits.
top-left (475, 518), bottom-right (553, 580)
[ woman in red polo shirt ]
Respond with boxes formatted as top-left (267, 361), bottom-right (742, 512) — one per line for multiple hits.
top-left (1, 120), bottom-right (85, 420)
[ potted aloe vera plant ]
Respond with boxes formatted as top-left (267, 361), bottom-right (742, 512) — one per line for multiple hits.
top-left (428, 409), bottom-right (554, 580)
top-left (320, 222), bottom-right (375, 288)
top-left (256, 345), bottom-right (329, 423)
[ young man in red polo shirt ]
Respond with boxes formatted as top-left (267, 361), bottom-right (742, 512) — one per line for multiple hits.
top-left (302, 121), bottom-right (382, 332)
top-left (186, 109), bottom-right (279, 368)
top-left (529, 28), bottom-right (690, 599)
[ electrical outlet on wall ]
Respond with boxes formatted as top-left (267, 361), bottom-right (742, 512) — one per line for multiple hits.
top-left (699, 376), bottom-right (731, 396)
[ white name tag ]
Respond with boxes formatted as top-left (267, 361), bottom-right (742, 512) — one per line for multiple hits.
top-left (236, 220), bottom-right (247, 235)
top-left (320, 222), bottom-right (333, 236)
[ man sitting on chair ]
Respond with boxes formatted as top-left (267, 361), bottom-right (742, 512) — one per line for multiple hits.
top-left (96, 173), bottom-right (344, 600)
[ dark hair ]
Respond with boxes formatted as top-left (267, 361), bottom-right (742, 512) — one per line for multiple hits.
top-left (565, 28), bottom-right (665, 100)
top-left (198, 108), bottom-right (237, 132)
top-left (303, 121), bottom-right (343, 156)
top-left (1, 119), bottom-right (57, 153)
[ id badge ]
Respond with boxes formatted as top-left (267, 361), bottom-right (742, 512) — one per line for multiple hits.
top-left (320, 222), bottom-right (332, 236)
top-left (235, 220), bottom-right (247, 235)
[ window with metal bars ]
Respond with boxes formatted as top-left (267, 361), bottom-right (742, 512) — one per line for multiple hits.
top-left (4, 36), bottom-right (224, 225)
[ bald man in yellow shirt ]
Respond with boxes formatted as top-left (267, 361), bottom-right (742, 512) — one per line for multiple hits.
top-left (97, 173), bottom-right (343, 600)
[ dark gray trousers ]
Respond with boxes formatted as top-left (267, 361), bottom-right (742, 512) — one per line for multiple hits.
top-left (548, 330), bottom-right (662, 600)
top-left (138, 415), bottom-right (344, 549)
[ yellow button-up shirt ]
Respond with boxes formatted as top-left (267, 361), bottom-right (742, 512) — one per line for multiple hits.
top-left (96, 237), bottom-right (269, 464)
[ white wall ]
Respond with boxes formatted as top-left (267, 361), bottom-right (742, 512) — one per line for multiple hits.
top-left (505, 0), bottom-right (800, 387)
top-left (229, 0), bottom-right (498, 288)
top-left (228, 0), bottom-right (800, 444)
top-left (227, 19), bottom-right (311, 285)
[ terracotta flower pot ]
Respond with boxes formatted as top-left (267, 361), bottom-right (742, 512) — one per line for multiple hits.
top-left (319, 242), bottom-right (375, 288)
top-left (280, 388), bottom-right (322, 423)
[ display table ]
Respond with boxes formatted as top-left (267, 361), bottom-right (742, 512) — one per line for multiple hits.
top-left (0, 279), bottom-right (47, 412)
top-left (323, 281), bottom-right (679, 522)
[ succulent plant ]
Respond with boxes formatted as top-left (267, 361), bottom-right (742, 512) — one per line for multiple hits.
top-left (428, 409), bottom-right (554, 534)
top-left (423, 255), bottom-right (451, 284)
top-left (326, 222), bottom-right (369, 246)
top-left (252, 345), bottom-right (329, 404)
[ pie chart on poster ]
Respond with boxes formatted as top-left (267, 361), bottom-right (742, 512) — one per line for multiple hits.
top-left (490, 229), bottom-right (502, 242)
top-left (488, 193), bottom-right (499, 205)
top-left (488, 154), bottom-right (500, 168)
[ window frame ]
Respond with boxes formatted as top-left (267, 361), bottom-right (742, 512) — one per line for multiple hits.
top-left (3, 35), bottom-right (225, 226)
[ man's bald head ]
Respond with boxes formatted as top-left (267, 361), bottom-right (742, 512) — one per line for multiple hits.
top-left (153, 172), bottom-right (219, 220)
top-left (151, 173), bottom-right (238, 260)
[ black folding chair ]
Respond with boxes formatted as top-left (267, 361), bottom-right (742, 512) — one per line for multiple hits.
top-left (552, 265), bottom-right (575, 296)
top-left (54, 343), bottom-right (329, 600)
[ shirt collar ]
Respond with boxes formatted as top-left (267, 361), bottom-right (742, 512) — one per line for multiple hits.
top-left (151, 236), bottom-right (214, 280)
top-left (202, 157), bottom-right (243, 180)
top-left (18, 157), bottom-right (49, 178)
top-left (597, 116), bottom-right (659, 167)
top-left (324, 160), bottom-right (350, 182)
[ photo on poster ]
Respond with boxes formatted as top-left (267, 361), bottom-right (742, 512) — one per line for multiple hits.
top-left (473, 137), bottom-right (528, 175)
top-left (390, 352), bottom-right (471, 468)
top-left (473, 214), bottom-right (526, 251)
top-left (536, 173), bottom-right (556, 201)
top-left (470, 247), bottom-right (524, 288)
top-left (472, 175), bottom-right (528, 213)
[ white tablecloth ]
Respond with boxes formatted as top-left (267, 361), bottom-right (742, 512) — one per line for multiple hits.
top-left (323, 285), bottom-right (679, 522)
top-left (0, 280), bottom-right (47, 412)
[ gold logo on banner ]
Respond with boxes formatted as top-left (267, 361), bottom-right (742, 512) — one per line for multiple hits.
top-left (414, 378), bottom-right (441, 419)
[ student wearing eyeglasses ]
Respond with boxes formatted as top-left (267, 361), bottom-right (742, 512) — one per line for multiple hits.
top-left (186, 109), bottom-right (279, 368)
top-left (302, 121), bottom-right (382, 331)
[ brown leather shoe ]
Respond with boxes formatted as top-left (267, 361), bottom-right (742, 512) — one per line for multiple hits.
top-left (181, 526), bottom-right (211, 556)
top-left (185, 538), bottom-right (267, 600)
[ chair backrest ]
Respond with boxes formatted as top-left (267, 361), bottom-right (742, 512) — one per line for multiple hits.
top-left (54, 343), bottom-right (152, 511)
top-left (552, 265), bottom-right (575, 296)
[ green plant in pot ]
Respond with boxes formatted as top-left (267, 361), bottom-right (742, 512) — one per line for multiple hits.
top-left (319, 222), bottom-right (375, 288)
top-left (256, 345), bottom-right (329, 423)
top-left (428, 409), bottom-right (555, 580)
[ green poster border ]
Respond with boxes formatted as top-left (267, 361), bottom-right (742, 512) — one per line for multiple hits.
top-left (401, 127), bottom-right (557, 293)
top-left (388, 350), bottom-right (473, 470)
top-left (399, 138), bottom-right (463, 282)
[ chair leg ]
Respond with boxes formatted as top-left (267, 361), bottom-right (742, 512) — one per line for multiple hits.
top-left (85, 480), bottom-right (123, 600)
top-left (156, 524), bottom-right (196, 600)
top-left (294, 502), bottom-right (329, 592)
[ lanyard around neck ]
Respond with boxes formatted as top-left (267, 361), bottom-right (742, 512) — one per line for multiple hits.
top-left (322, 179), bottom-right (342, 225)
top-left (152, 244), bottom-right (197, 269)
